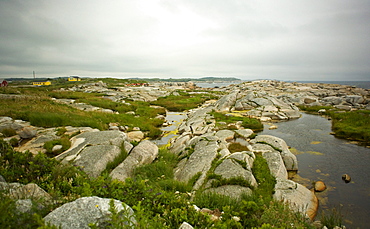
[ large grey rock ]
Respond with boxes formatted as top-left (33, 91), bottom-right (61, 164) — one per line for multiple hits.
top-left (345, 95), bottom-right (364, 105)
top-left (71, 145), bottom-right (122, 178)
top-left (214, 157), bottom-right (257, 188)
top-left (174, 138), bottom-right (219, 190)
top-left (214, 91), bottom-right (239, 112)
top-left (44, 196), bottom-right (135, 229)
top-left (55, 131), bottom-right (127, 178)
top-left (215, 129), bottom-right (235, 142)
top-left (0, 182), bottom-right (51, 201)
top-left (321, 96), bottom-right (342, 105)
top-left (273, 178), bottom-right (318, 220)
top-left (18, 126), bottom-right (37, 139)
top-left (110, 140), bottom-right (158, 181)
top-left (251, 135), bottom-right (298, 171)
top-left (235, 129), bottom-right (254, 139)
top-left (252, 143), bottom-right (288, 179)
top-left (56, 130), bottom-right (126, 161)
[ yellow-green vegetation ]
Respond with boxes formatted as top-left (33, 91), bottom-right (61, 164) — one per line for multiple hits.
top-left (150, 91), bottom-right (218, 111)
top-left (211, 111), bottom-right (263, 132)
top-left (0, 140), bottom-right (317, 228)
top-left (299, 105), bottom-right (370, 145)
top-left (0, 79), bottom-right (165, 139)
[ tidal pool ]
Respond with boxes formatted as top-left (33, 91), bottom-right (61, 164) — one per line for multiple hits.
top-left (261, 113), bottom-right (370, 228)
top-left (152, 112), bottom-right (186, 147)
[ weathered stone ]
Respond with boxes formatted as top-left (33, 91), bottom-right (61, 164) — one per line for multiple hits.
top-left (15, 199), bottom-right (33, 214)
top-left (204, 185), bottom-right (252, 200)
top-left (71, 145), bottom-right (122, 178)
top-left (252, 143), bottom-right (289, 179)
top-left (44, 196), bottom-right (135, 229)
top-left (251, 135), bottom-right (298, 171)
top-left (127, 131), bottom-right (144, 142)
top-left (215, 129), bottom-right (235, 142)
top-left (214, 91), bottom-right (239, 112)
top-left (0, 182), bottom-right (51, 201)
top-left (214, 158), bottom-right (257, 188)
top-left (110, 140), bottom-right (158, 181)
top-left (56, 130), bottom-right (126, 161)
top-left (273, 178), bottom-right (318, 220)
top-left (18, 126), bottom-right (37, 139)
top-left (174, 139), bottom-right (219, 190)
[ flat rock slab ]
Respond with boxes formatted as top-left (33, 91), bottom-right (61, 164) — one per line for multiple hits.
top-left (110, 140), bottom-right (158, 182)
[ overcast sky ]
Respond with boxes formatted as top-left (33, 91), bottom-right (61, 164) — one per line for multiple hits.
top-left (1, 0), bottom-right (369, 81)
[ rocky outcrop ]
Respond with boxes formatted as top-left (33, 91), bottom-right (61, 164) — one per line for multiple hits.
top-left (56, 130), bottom-right (129, 178)
top-left (44, 196), bottom-right (135, 229)
top-left (274, 178), bottom-right (319, 220)
top-left (251, 135), bottom-right (298, 171)
top-left (110, 140), bottom-right (158, 182)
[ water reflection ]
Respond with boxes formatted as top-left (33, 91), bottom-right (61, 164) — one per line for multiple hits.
top-left (261, 113), bottom-right (370, 228)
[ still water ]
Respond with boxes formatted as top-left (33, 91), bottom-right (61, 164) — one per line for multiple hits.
top-left (261, 113), bottom-right (370, 228)
top-left (152, 112), bottom-right (186, 147)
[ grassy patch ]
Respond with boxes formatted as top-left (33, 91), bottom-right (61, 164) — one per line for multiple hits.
top-left (228, 142), bottom-right (249, 153)
top-left (151, 91), bottom-right (217, 111)
top-left (44, 137), bottom-right (71, 157)
top-left (211, 111), bottom-right (263, 132)
top-left (300, 105), bottom-right (370, 145)
top-left (0, 95), bottom-right (164, 138)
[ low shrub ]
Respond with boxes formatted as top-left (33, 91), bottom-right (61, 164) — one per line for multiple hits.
top-left (1, 128), bottom-right (17, 137)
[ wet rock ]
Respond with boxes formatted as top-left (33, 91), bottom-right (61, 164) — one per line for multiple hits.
top-left (342, 174), bottom-right (351, 183)
top-left (314, 181), bottom-right (327, 192)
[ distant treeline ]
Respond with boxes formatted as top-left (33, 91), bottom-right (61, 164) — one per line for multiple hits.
top-left (128, 77), bottom-right (241, 82)
top-left (5, 76), bottom-right (241, 83)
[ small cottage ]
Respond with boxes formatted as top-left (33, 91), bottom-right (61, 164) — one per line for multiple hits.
top-left (68, 76), bottom-right (81, 81)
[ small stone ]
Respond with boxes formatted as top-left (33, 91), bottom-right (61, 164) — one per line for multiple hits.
top-left (269, 125), bottom-right (278, 130)
top-left (314, 181), bottom-right (327, 192)
top-left (52, 145), bottom-right (63, 152)
top-left (342, 174), bottom-right (351, 183)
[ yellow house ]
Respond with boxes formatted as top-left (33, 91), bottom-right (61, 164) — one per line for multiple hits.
top-left (32, 81), bottom-right (51, 86)
top-left (68, 76), bottom-right (81, 81)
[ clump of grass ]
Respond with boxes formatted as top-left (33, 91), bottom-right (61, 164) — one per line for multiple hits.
top-left (300, 105), bottom-right (370, 145)
top-left (211, 111), bottom-right (263, 132)
top-left (320, 207), bottom-right (343, 229)
top-left (1, 128), bottom-right (17, 137)
top-left (228, 142), bottom-right (249, 153)
top-left (44, 137), bottom-right (71, 157)
top-left (151, 91), bottom-right (217, 111)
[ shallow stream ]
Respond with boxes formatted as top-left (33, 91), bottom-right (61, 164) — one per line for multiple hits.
top-left (261, 113), bottom-right (370, 228)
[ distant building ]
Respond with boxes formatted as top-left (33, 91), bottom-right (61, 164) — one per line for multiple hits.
top-left (68, 76), bottom-right (81, 81)
top-left (0, 80), bottom-right (8, 87)
top-left (32, 81), bottom-right (51, 86)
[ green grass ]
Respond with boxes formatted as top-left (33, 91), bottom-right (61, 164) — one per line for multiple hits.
top-left (211, 111), bottom-right (263, 132)
top-left (228, 142), bottom-right (250, 153)
top-left (0, 140), bottom-right (314, 228)
top-left (300, 105), bottom-right (370, 145)
top-left (151, 91), bottom-right (217, 111)
top-left (0, 94), bottom-right (164, 138)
